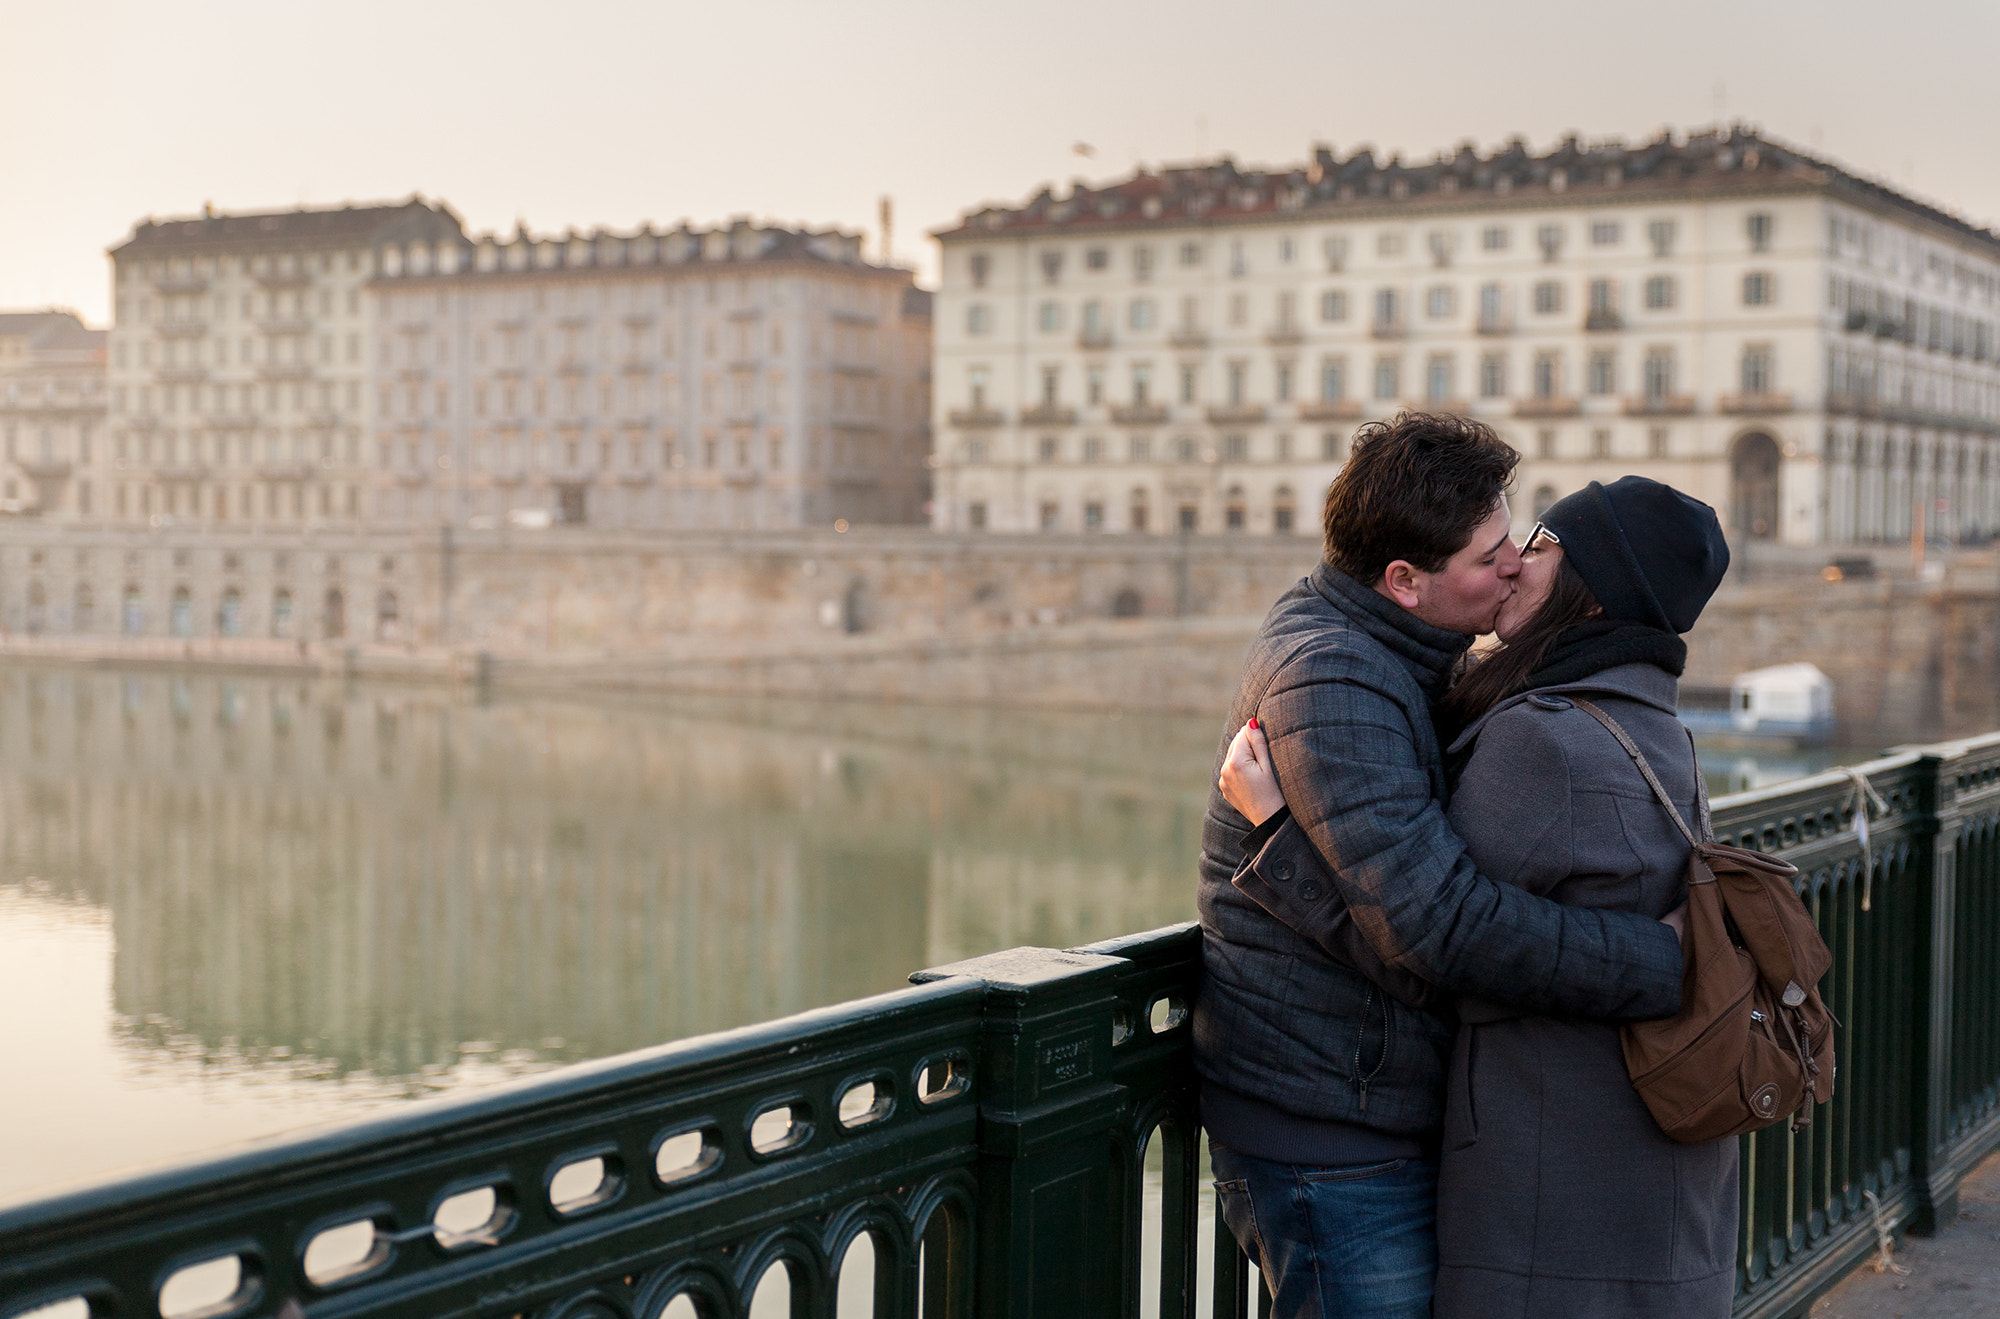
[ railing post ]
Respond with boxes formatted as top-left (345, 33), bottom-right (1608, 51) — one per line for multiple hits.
top-left (913, 945), bottom-right (1136, 1319)
top-left (1910, 749), bottom-right (1963, 1232)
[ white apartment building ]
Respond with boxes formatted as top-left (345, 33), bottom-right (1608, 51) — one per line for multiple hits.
top-left (932, 127), bottom-right (2000, 547)
top-left (366, 217), bottom-right (932, 530)
top-left (103, 199), bottom-right (468, 528)
top-left (0, 310), bottom-right (106, 520)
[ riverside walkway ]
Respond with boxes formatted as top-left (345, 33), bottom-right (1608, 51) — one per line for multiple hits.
top-left (4, 732), bottom-right (2000, 1319)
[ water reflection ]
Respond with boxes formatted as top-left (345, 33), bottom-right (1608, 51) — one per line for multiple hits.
top-left (0, 669), bottom-right (1214, 1200)
top-left (0, 665), bottom-right (1866, 1203)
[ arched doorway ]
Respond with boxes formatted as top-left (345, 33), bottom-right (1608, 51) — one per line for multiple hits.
top-left (1731, 432), bottom-right (1782, 539)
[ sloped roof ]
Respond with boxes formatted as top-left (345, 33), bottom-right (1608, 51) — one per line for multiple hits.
top-left (110, 198), bottom-right (464, 254)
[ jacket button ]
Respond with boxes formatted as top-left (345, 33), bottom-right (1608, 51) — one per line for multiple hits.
top-left (1299, 883), bottom-right (1321, 901)
top-left (1272, 859), bottom-right (1295, 883)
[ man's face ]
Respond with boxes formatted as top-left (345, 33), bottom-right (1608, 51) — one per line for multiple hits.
top-left (1377, 501), bottom-right (1521, 635)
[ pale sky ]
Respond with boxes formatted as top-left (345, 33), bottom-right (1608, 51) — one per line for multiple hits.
top-left (3, 0), bottom-right (1995, 326)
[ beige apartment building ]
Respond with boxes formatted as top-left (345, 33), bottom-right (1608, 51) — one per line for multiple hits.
top-left (366, 217), bottom-right (932, 530)
top-left (932, 126), bottom-right (2000, 546)
top-left (103, 199), bottom-right (468, 528)
top-left (0, 310), bottom-right (106, 522)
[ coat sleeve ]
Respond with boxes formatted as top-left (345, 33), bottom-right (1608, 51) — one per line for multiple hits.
top-left (1231, 665), bottom-right (1681, 1021)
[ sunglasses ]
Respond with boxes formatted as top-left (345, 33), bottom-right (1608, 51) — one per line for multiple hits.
top-left (1522, 522), bottom-right (1562, 554)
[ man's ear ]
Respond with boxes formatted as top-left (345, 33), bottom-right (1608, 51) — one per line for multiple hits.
top-left (1378, 560), bottom-right (1424, 609)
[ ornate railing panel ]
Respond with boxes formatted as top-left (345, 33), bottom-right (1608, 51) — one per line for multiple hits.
top-left (6, 738), bottom-right (2000, 1319)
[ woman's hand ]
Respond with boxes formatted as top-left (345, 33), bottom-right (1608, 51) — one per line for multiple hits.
top-left (1219, 718), bottom-right (1286, 826)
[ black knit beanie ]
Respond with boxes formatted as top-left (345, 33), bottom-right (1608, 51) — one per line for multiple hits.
top-left (1538, 477), bottom-right (1730, 633)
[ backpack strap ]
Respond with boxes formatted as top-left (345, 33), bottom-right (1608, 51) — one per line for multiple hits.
top-left (1568, 697), bottom-right (1704, 848)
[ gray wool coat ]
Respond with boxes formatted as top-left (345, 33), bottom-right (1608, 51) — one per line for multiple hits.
top-left (1431, 661), bottom-right (1738, 1319)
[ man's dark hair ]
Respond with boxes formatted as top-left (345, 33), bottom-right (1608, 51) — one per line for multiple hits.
top-left (1321, 411), bottom-right (1519, 583)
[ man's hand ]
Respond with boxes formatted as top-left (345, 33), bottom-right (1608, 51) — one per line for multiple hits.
top-left (1219, 718), bottom-right (1287, 826)
top-left (1661, 903), bottom-right (1687, 944)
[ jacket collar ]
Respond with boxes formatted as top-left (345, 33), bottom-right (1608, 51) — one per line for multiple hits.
top-left (1447, 660), bottom-right (1681, 755)
top-left (1310, 562), bottom-right (1472, 699)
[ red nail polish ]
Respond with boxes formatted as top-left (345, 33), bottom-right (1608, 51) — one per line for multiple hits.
top-left (1248, 718), bottom-right (1259, 730)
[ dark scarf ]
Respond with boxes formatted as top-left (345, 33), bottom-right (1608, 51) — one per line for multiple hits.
top-left (1528, 619), bottom-right (1686, 690)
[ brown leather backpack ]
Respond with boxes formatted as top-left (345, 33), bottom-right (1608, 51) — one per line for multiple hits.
top-left (1572, 699), bottom-right (1837, 1143)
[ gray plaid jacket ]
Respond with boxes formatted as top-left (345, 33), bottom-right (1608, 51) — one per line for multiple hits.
top-left (1194, 563), bottom-right (1684, 1135)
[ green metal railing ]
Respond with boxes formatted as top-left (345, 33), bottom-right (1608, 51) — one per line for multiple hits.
top-left (5, 734), bottom-right (2000, 1319)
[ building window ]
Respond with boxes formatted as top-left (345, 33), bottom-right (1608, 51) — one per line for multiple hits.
top-left (1039, 501), bottom-right (1059, 530)
top-left (968, 501), bottom-right (987, 529)
top-left (1479, 353), bottom-right (1507, 398)
top-left (1038, 436), bottom-right (1059, 461)
top-left (1647, 219), bottom-right (1676, 257)
top-left (1747, 213), bottom-right (1774, 252)
top-left (1477, 283), bottom-right (1505, 328)
top-left (1086, 366), bottom-right (1104, 405)
top-left (1644, 276), bottom-right (1675, 310)
top-left (1129, 491), bottom-right (1149, 531)
top-left (1320, 358), bottom-right (1346, 401)
top-left (1588, 279), bottom-right (1616, 315)
top-left (1536, 224), bottom-right (1565, 260)
top-left (968, 366), bottom-right (988, 409)
top-left (1228, 293), bottom-right (1247, 327)
top-left (1533, 352), bottom-right (1560, 398)
top-left (1273, 487), bottom-right (1296, 533)
top-left (1174, 436), bottom-right (1198, 462)
top-left (1041, 366), bottom-right (1061, 405)
top-left (1320, 289), bottom-right (1348, 322)
top-left (969, 253), bottom-right (990, 288)
top-left (966, 304), bottom-right (991, 335)
top-left (1426, 355), bottom-right (1453, 401)
top-left (1081, 300), bottom-right (1105, 338)
top-left (1535, 430), bottom-right (1556, 460)
top-left (1226, 361), bottom-right (1246, 406)
top-left (1180, 365), bottom-right (1198, 404)
top-left (966, 437), bottom-right (987, 463)
top-left (1376, 232), bottom-right (1405, 257)
top-left (1374, 357), bottom-right (1400, 400)
top-left (1180, 241), bottom-right (1202, 267)
top-left (1084, 501), bottom-right (1104, 530)
top-left (1132, 246), bottom-right (1152, 280)
top-left (1085, 247), bottom-right (1109, 270)
top-left (1588, 351), bottom-right (1616, 395)
top-left (1590, 221), bottom-right (1622, 246)
top-left (1037, 301), bottom-right (1062, 332)
top-left (1373, 289), bottom-right (1400, 331)
top-left (1132, 363), bottom-right (1151, 404)
top-left (1275, 361), bottom-right (1294, 402)
top-left (1083, 436), bottom-right (1103, 462)
top-left (1178, 505), bottom-right (1198, 532)
top-left (1743, 272), bottom-right (1775, 306)
top-left (1129, 299), bottom-right (1155, 330)
top-left (1426, 286), bottom-right (1455, 319)
top-left (1648, 426), bottom-right (1669, 458)
top-left (1482, 226), bottom-right (1510, 251)
top-left (1533, 483), bottom-right (1559, 517)
top-left (1279, 237), bottom-right (1296, 264)
top-left (1321, 431), bottom-right (1343, 460)
top-left (1039, 250), bottom-right (1063, 284)
top-left (1224, 434), bottom-right (1248, 461)
top-left (1224, 487), bottom-right (1246, 531)
top-left (1130, 435), bottom-right (1151, 462)
top-left (1591, 428), bottom-right (1611, 458)
top-left (1741, 345), bottom-right (1775, 395)
top-left (1533, 281), bottom-right (1564, 314)
top-left (1644, 349), bottom-right (1675, 400)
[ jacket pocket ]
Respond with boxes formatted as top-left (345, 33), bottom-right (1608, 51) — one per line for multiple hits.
top-left (1443, 1024), bottom-right (1480, 1152)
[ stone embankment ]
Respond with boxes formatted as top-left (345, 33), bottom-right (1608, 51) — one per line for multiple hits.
top-left (0, 524), bottom-right (1991, 732)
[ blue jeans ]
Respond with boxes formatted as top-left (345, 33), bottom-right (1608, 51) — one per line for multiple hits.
top-left (1210, 1142), bottom-right (1438, 1319)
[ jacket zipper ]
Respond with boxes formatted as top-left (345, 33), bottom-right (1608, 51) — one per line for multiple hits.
top-left (1353, 987), bottom-right (1389, 1117)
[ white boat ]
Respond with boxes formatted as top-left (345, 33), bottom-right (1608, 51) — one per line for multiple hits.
top-left (1680, 662), bottom-right (1835, 745)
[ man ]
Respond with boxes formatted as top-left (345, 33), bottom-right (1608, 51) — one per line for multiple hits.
top-left (1193, 412), bottom-right (1684, 1319)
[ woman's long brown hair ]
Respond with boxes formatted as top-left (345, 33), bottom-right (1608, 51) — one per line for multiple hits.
top-left (1437, 553), bottom-right (1602, 733)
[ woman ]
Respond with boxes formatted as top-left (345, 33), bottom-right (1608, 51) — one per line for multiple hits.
top-left (1218, 475), bottom-right (1736, 1318)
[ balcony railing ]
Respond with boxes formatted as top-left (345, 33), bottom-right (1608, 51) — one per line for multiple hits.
top-left (1169, 328), bottom-right (1209, 349)
top-left (1624, 394), bottom-right (1698, 416)
top-left (1298, 399), bottom-right (1362, 421)
top-left (1264, 325), bottom-right (1304, 346)
top-left (153, 276), bottom-right (208, 295)
top-left (1204, 404), bottom-right (1266, 425)
top-left (1719, 391), bottom-right (1795, 416)
top-left (1370, 319), bottom-right (1407, 340)
top-left (155, 321), bottom-right (208, 339)
top-left (1077, 328), bottom-right (1113, 350)
top-left (1019, 404), bottom-right (1078, 426)
top-left (1113, 402), bottom-right (1171, 425)
top-left (6, 738), bottom-right (2000, 1317)
top-left (946, 408), bottom-right (1005, 428)
top-left (1584, 308), bottom-right (1624, 332)
top-left (1476, 314), bottom-right (1513, 336)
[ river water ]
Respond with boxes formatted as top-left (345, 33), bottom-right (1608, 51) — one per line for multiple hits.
top-left (0, 667), bottom-right (1883, 1206)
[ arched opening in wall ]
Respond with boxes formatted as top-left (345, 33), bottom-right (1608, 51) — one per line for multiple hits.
top-left (74, 584), bottom-right (93, 634)
top-left (26, 580), bottom-right (46, 635)
top-left (1272, 485), bottom-right (1297, 534)
top-left (1533, 484), bottom-right (1559, 519)
top-left (1224, 485), bottom-right (1247, 532)
top-left (271, 590), bottom-right (293, 639)
top-left (169, 586), bottom-right (194, 638)
top-left (1112, 587), bottom-right (1144, 618)
top-left (121, 585), bottom-right (143, 635)
top-left (218, 588), bottom-right (243, 637)
top-left (375, 590), bottom-right (400, 643)
top-left (324, 588), bottom-right (346, 640)
top-left (1731, 431), bottom-right (1782, 539)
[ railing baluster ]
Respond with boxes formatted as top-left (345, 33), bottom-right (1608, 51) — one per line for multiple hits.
top-left (1210, 1191), bottom-right (1253, 1319)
